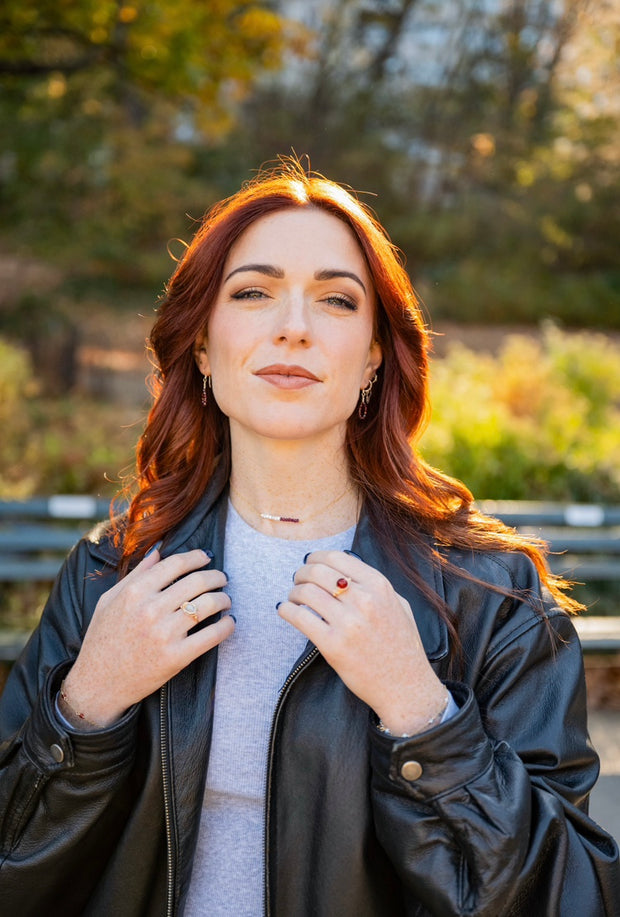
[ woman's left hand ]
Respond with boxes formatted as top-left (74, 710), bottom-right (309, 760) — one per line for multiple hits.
top-left (279, 550), bottom-right (448, 736)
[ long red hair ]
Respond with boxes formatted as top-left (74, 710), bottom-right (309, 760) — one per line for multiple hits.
top-left (115, 159), bottom-right (581, 632)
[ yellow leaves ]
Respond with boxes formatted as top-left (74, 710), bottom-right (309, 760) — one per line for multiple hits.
top-left (471, 133), bottom-right (496, 158)
top-left (47, 73), bottom-right (67, 99)
top-left (540, 215), bottom-right (572, 250)
top-left (235, 6), bottom-right (282, 40)
top-left (118, 6), bottom-right (138, 24)
top-left (89, 27), bottom-right (109, 44)
top-left (516, 161), bottom-right (536, 187)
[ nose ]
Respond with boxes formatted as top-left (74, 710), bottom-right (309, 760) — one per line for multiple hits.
top-left (273, 291), bottom-right (311, 346)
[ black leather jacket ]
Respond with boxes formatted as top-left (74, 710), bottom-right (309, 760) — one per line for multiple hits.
top-left (1, 480), bottom-right (618, 916)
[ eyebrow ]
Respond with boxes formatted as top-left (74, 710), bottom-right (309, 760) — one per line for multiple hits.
top-left (224, 263), bottom-right (284, 282)
top-left (314, 269), bottom-right (367, 294)
top-left (224, 263), bottom-right (367, 294)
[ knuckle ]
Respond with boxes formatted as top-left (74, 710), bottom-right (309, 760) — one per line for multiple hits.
top-left (122, 582), bottom-right (143, 606)
top-left (357, 593), bottom-right (375, 616)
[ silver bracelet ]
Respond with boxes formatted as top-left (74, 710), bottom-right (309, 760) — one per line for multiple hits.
top-left (377, 690), bottom-right (450, 737)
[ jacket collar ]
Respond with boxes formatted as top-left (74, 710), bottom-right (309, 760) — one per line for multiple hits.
top-left (351, 510), bottom-right (448, 661)
top-left (87, 460), bottom-right (230, 567)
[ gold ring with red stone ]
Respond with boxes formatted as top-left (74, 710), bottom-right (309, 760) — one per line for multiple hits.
top-left (332, 577), bottom-right (350, 598)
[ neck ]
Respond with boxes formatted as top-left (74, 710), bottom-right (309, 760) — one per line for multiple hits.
top-left (228, 430), bottom-right (358, 539)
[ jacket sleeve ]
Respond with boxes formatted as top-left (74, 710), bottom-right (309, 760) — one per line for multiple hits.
top-left (369, 557), bottom-right (620, 917)
top-left (0, 540), bottom-right (141, 915)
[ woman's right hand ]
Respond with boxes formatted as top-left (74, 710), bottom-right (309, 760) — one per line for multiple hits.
top-left (61, 548), bottom-right (234, 728)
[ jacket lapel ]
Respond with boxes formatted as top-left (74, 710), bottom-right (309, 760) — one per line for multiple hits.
top-left (351, 512), bottom-right (449, 662)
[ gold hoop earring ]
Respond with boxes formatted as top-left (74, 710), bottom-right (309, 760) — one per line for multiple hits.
top-left (358, 373), bottom-right (378, 420)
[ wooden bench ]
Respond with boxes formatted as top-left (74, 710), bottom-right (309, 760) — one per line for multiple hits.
top-left (0, 496), bottom-right (115, 663)
top-left (0, 497), bottom-right (618, 663)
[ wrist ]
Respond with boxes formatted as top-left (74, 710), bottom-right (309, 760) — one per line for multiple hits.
top-left (376, 687), bottom-right (450, 737)
top-left (60, 670), bottom-right (127, 730)
top-left (59, 679), bottom-right (105, 731)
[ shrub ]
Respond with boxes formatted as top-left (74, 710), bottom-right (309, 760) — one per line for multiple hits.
top-left (420, 323), bottom-right (620, 501)
top-left (0, 336), bottom-right (139, 500)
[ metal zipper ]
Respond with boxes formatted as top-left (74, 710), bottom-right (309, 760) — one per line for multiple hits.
top-left (160, 682), bottom-right (175, 917)
top-left (263, 646), bottom-right (319, 917)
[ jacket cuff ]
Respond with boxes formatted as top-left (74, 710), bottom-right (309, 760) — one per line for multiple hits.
top-left (370, 682), bottom-right (494, 801)
top-left (23, 661), bottom-right (140, 776)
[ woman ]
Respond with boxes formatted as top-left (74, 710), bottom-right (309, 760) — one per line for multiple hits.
top-left (0, 161), bottom-right (618, 916)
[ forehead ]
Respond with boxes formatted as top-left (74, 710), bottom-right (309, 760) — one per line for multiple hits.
top-left (225, 207), bottom-right (370, 276)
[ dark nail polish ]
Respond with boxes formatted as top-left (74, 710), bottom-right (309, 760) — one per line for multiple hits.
top-left (222, 571), bottom-right (230, 580)
top-left (344, 550), bottom-right (362, 559)
top-left (204, 549), bottom-right (214, 559)
top-left (276, 602), bottom-right (282, 610)
top-left (303, 552), bottom-right (312, 563)
top-left (145, 540), bottom-right (163, 558)
top-left (229, 614), bottom-right (237, 623)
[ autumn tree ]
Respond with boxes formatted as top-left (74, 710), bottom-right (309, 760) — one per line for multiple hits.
top-left (0, 0), bottom-right (301, 273)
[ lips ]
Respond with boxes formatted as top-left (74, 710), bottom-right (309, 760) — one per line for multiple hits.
top-left (254, 364), bottom-right (321, 390)
top-left (255, 364), bottom-right (320, 381)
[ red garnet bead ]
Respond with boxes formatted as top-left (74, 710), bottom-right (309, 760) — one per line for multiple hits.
top-left (336, 577), bottom-right (349, 590)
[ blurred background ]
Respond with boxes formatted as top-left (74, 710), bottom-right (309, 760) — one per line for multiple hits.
top-left (0, 0), bottom-right (618, 525)
top-left (2, 0), bottom-right (619, 833)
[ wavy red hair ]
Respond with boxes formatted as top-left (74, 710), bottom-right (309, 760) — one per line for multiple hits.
top-left (115, 159), bottom-right (581, 632)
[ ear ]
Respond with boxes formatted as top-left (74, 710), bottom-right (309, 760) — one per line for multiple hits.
top-left (363, 339), bottom-right (382, 385)
top-left (194, 334), bottom-right (210, 376)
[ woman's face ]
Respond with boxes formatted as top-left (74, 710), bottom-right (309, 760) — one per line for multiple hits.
top-left (195, 207), bottom-right (382, 449)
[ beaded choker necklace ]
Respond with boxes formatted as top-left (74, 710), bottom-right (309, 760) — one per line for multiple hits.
top-left (229, 483), bottom-right (353, 525)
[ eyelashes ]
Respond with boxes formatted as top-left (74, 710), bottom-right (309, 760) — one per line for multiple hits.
top-left (324, 294), bottom-right (358, 311)
top-left (231, 288), bottom-right (266, 300)
top-left (230, 288), bottom-right (358, 311)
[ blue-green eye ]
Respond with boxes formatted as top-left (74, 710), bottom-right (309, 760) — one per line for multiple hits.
top-left (231, 288), bottom-right (266, 300)
top-left (325, 294), bottom-right (357, 311)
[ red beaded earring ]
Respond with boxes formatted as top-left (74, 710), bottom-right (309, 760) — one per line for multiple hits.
top-left (358, 373), bottom-right (377, 420)
top-left (201, 374), bottom-right (211, 406)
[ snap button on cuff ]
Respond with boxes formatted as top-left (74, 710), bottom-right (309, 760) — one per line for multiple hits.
top-left (50, 743), bottom-right (64, 763)
top-left (400, 759), bottom-right (423, 781)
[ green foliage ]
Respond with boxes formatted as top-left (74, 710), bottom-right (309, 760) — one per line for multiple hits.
top-left (420, 323), bottom-right (620, 500)
top-left (0, 337), bottom-right (138, 499)
top-left (0, 0), bottom-right (619, 344)
top-left (0, 0), bottom-right (302, 273)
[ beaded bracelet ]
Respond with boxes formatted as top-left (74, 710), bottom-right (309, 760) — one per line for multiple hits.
top-left (59, 680), bottom-right (103, 730)
top-left (376, 691), bottom-right (450, 738)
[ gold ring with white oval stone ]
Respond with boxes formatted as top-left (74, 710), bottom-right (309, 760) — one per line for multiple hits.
top-left (180, 601), bottom-right (199, 624)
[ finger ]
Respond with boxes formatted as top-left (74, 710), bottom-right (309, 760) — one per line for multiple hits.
top-left (175, 590), bottom-right (232, 629)
top-left (182, 613), bottom-right (236, 660)
top-left (136, 549), bottom-right (213, 592)
top-left (288, 582), bottom-right (343, 622)
top-left (278, 599), bottom-right (330, 646)
top-left (163, 568), bottom-right (228, 610)
top-left (293, 563), bottom-right (354, 599)
top-left (302, 549), bottom-right (368, 581)
top-left (96, 545), bottom-right (163, 603)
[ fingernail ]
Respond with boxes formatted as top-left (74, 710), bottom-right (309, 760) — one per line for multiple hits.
top-left (204, 549), bottom-right (214, 560)
top-left (145, 540), bottom-right (163, 558)
top-left (344, 550), bottom-right (362, 559)
top-left (229, 614), bottom-right (237, 623)
top-left (276, 602), bottom-right (282, 610)
top-left (303, 552), bottom-right (312, 563)
top-left (222, 571), bottom-right (230, 580)
top-left (292, 571), bottom-right (297, 583)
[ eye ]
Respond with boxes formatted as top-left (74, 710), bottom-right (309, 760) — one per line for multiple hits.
top-left (323, 293), bottom-right (358, 311)
top-left (231, 287), bottom-right (268, 301)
